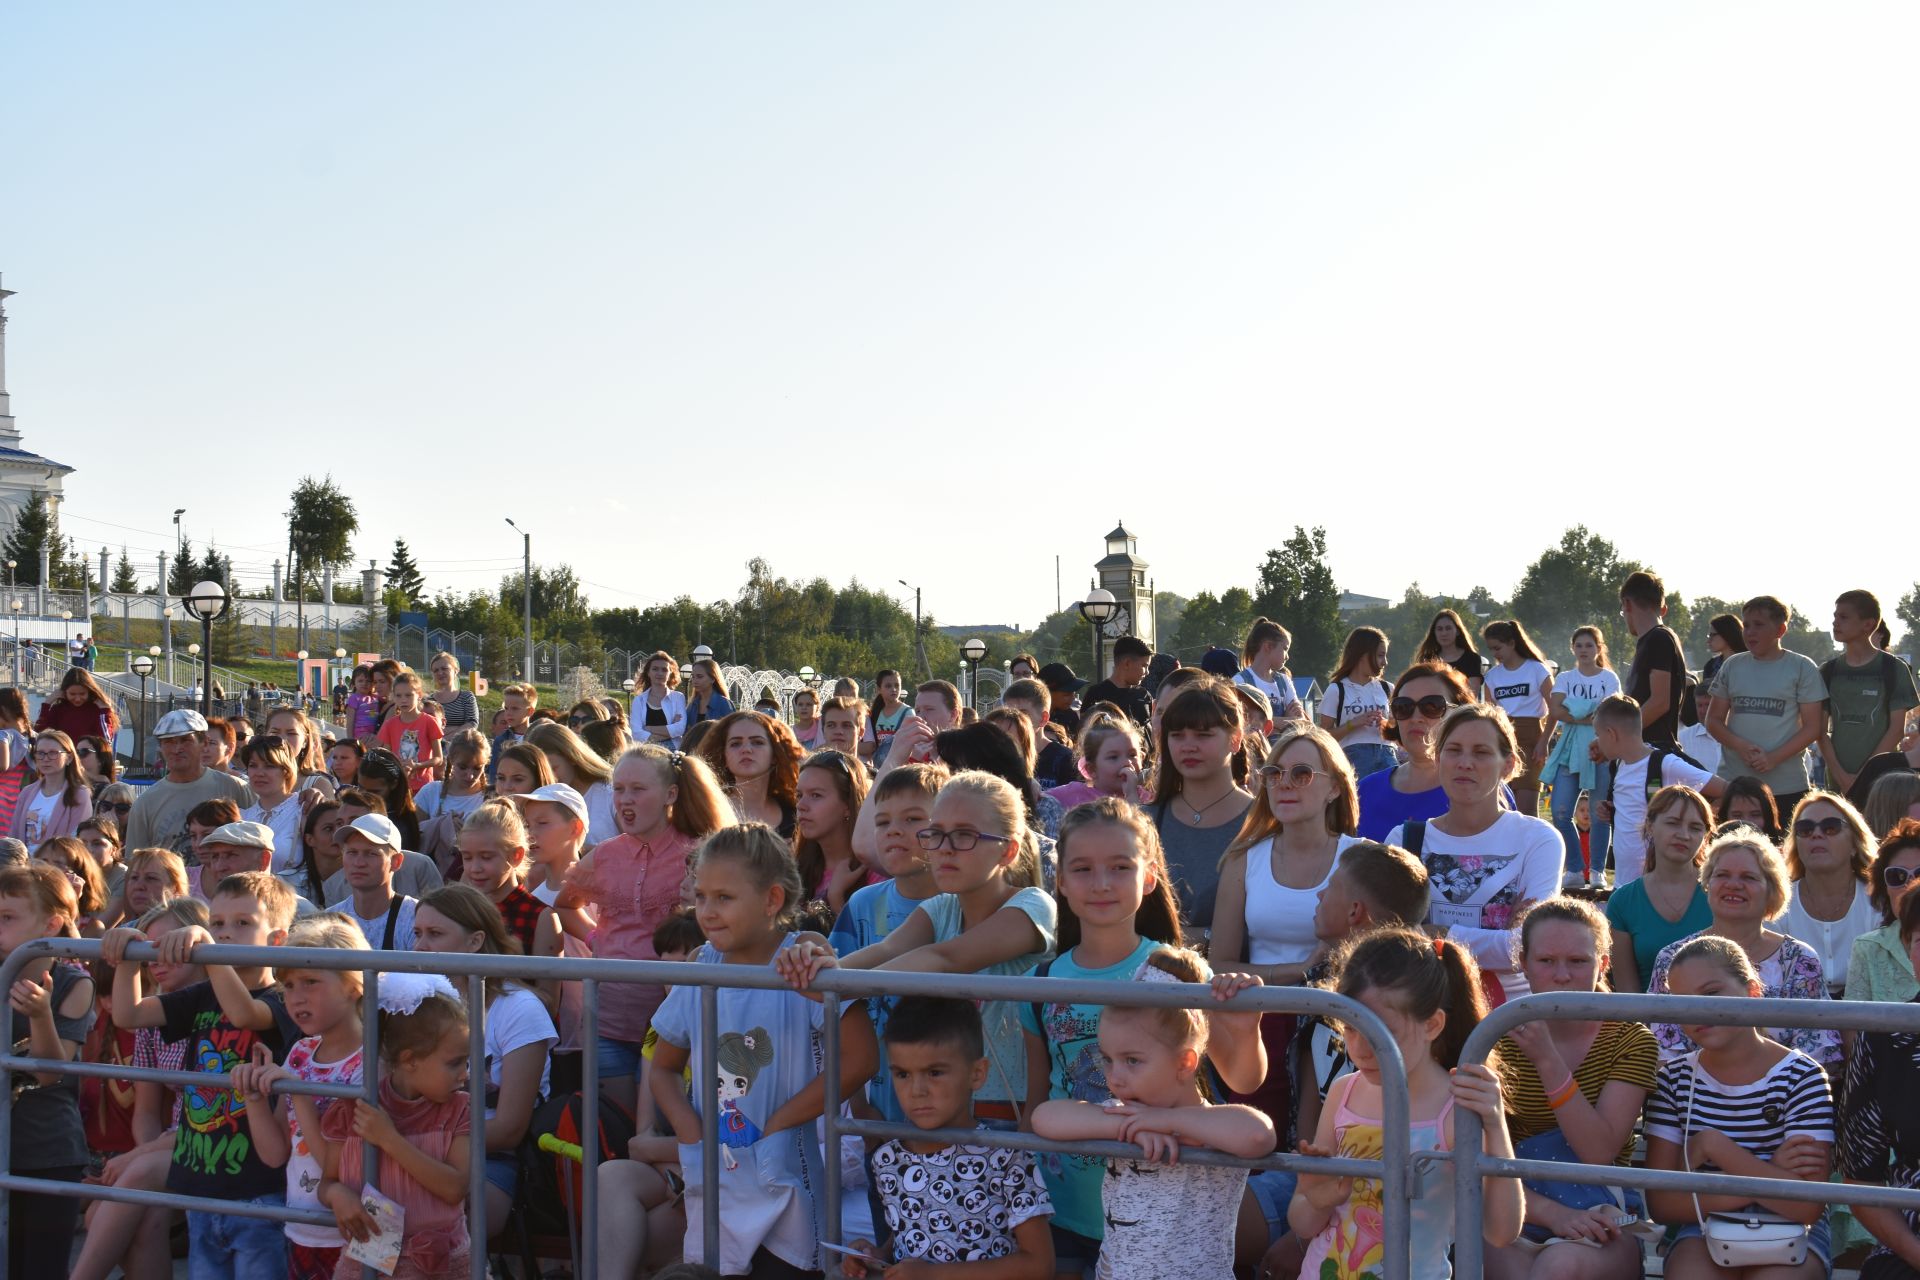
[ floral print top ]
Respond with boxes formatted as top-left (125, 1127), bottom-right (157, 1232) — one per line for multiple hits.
top-left (1646, 929), bottom-right (1841, 1068)
top-left (1840, 1002), bottom-right (1920, 1273)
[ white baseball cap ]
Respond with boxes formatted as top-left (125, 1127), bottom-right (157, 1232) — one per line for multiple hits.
top-left (511, 783), bottom-right (589, 828)
top-left (343, 813), bottom-right (403, 849)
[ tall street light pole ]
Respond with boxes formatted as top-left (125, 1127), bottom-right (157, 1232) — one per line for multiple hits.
top-left (898, 579), bottom-right (927, 679)
top-left (504, 518), bottom-right (533, 685)
top-left (1077, 589), bottom-right (1117, 684)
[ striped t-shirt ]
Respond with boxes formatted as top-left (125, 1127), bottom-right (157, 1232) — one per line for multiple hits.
top-left (1498, 1021), bottom-right (1658, 1157)
top-left (1645, 1048), bottom-right (1835, 1166)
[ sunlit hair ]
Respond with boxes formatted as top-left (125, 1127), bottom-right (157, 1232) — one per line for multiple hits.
top-left (688, 658), bottom-right (728, 709)
top-left (459, 798), bottom-right (529, 861)
top-left (1330, 926), bottom-right (1492, 1071)
top-left (1515, 896), bottom-right (1612, 968)
top-left (698, 711), bottom-right (803, 813)
top-left (983, 707), bottom-right (1036, 774)
top-left (76, 735), bottom-right (117, 783)
top-left (0, 689), bottom-right (27, 733)
top-left (792, 750), bottom-right (869, 897)
top-left (617, 744), bottom-right (734, 839)
top-left (1715, 776), bottom-right (1784, 843)
top-left (1480, 619), bottom-right (1545, 664)
top-left (1643, 785), bottom-right (1714, 868)
top-left (124, 848), bottom-right (189, 901)
top-left (208, 870), bottom-right (300, 932)
top-left (265, 706), bottom-right (329, 776)
top-left (33, 838), bottom-right (103, 916)
top-left (444, 729), bottom-right (490, 770)
top-left (1701, 827), bottom-right (1790, 921)
top-left (1569, 625), bottom-right (1611, 670)
top-left (29, 729), bottom-right (90, 807)
top-left (1782, 790), bottom-right (1873, 885)
top-left (281, 914), bottom-right (371, 1000)
top-left (526, 721), bottom-right (613, 788)
top-left (56, 669), bottom-right (120, 734)
top-left (936, 770), bottom-right (1041, 890)
top-left (238, 735), bottom-right (298, 789)
top-left (1433, 702), bottom-right (1521, 782)
top-left (1873, 819), bottom-right (1920, 923)
top-left (1242, 617), bottom-right (1293, 667)
top-left (1864, 771), bottom-right (1920, 841)
top-left (1415, 610), bottom-right (1480, 666)
top-left (1073, 712), bottom-right (1141, 782)
top-left (1668, 933), bottom-right (1760, 992)
top-left (75, 815), bottom-right (122, 856)
top-left (1336, 842), bottom-right (1430, 925)
top-left (138, 896), bottom-right (208, 932)
top-left (1053, 798), bottom-right (1182, 952)
top-left (873, 762), bottom-right (948, 808)
top-left (494, 742), bottom-right (555, 793)
top-left (1149, 678), bottom-right (1248, 802)
top-left (579, 717), bottom-right (630, 764)
top-left (1329, 627), bottom-right (1389, 684)
top-left (642, 650), bottom-right (681, 689)
top-left (694, 824), bottom-right (806, 932)
top-left (1226, 724), bottom-right (1356, 862)
top-left (379, 992), bottom-right (468, 1069)
top-left (0, 863), bottom-right (77, 933)
top-left (1104, 946), bottom-right (1210, 1054)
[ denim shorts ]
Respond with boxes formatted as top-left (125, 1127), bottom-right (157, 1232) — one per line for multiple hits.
top-left (596, 1035), bottom-right (647, 1080)
top-left (1671, 1211), bottom-right (1830, 1276)
top-left (187, 1194), bottom-right (289, 1280)
top-left (1050, 1224), bottom-right (1102, 1277)
top-left (485, 1152), bottom-right (520, 1196)
top-left (1247, 1168), bottom-right (1298, 1244)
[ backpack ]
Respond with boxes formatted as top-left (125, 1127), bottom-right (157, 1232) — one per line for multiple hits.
top-left (1820, 653), bottom-right (1904, 718)
top-left (518, 1088), bottom-right (637, 1236)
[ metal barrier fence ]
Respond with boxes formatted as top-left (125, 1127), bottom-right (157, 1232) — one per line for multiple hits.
top-left (0, 938), bottom-right (1419, 1280)
top-left (1451, 991), bottom-right (1920, 1279)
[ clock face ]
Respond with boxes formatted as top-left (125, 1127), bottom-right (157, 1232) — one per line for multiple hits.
top-left (1102, 607), bottom-right (1131, 638)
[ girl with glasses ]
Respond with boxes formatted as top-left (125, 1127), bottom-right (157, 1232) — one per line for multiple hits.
top-left (11, 730), bottom-right (91, 846)
top-left (1843, 819), bottom-right (1920, 1004)
top-left (1780, 790), bottom-right (1878, 998)
top-left (1354, 663), bottom-right (1497, 842)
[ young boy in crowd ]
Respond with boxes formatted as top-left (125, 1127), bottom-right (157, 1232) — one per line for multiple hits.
top-left (841, 997), bottom-right (1054, 1278)
top-left (335, 814), bottom-right (417, 950)
top-left (105, 871), bottom-right (302, 1280)
top-left (829, 763), bottom-right (948, 1123)
top-left (1079, 637), bottom-right (1153, 729)
top-left (1593, 695), bottom-right (1723, 886)
top-left (488, 683), bottom-right (538, 783)
top-left (1704, 597), bottom-right (1827, 814)
top-left (820, 695), bottom-right (868, 760)
top-left (914, 680), bottom-right (962, 735)
top-left (1002, 678), bottom-right (1078, 789)
top-left (1619, 570), bottom-right (1688, 750)
top-left (1819, 588), bottom-right (1920, 796)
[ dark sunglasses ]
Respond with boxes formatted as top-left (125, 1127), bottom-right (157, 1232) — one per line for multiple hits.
top-left (99, 801), bottom-right (131, 815)
top-left (1391, 695), bottom-right (1453, 721)
top-left (1793, 817), bottom-right (1846, 838)
top-left (1886, 867), bottom-right (1919, 890)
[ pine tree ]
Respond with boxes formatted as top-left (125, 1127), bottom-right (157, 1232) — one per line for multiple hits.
top-left (197, 544), bottom-right (234, 591)
top-left (110, 549), bottom-right (140, 594)
top-left (386, 539), bottom-right (425, 608)
top-left (0, 496), bottom-right (58, 585)
top-left (167, 541), bottom-right (197, 596)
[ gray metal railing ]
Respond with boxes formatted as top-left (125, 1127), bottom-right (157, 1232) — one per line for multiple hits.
top-left (0, 938), bottom-right (1420, 1280)
top-left (1452, 991), bottom-right (1920, 1279)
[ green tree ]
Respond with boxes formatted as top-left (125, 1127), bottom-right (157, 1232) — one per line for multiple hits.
top-left (1172, 588), bottom-right (1255, 660)
top-left (385, 539), bottom-right (425, 612)
top-left (1507, 527), bottom-right (1644, 663)
top-left (197, 544), bottom-right (233, 591)
top-left (1252, 527), bottom-right (1344, 678)
top-left (286, 476), bottom-right (359, 649)
top-left (167, 540), bottom-right (197, 596)
top-left (110, 548), bottom-right (140, 594)
top-left (0, 496), bottom-right (60, 585)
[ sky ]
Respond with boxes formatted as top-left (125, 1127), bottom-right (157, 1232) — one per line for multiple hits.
top-left (3, 3), bottom-right (1915, 633)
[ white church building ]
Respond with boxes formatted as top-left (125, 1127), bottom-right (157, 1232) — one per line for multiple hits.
top-left (0, 276), bottom-right (73, 528)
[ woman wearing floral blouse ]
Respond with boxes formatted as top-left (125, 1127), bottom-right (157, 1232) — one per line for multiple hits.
top-left (1646, 826), bottom-right (1841, 1071)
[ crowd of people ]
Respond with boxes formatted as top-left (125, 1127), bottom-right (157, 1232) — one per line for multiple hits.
top-left (7, 571), bottom-right (1920, 1280)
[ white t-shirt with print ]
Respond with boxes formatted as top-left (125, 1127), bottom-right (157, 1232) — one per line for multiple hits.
top-left (18, 787), bottom-right (59, 845)
top-left (1236, 668), bottom-right (1303, 720)
top-left (1485, 660), bottom-right (1552, 718)
top-left (1317, 678), bottom-right (1391, 747)
top-left (1551, 667), bottom-right (1621, 708)
top-left (281, 1035), bottom-right (365, 1247)
top-left (1609, 749), bottom-right (1716, 886)
top-left (872, 1135), bottom-right (1052, 1265)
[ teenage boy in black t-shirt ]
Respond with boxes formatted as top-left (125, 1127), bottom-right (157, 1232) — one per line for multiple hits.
top-left (1620, 571), bottom-right (1687, 749)
top-left (1080, 636), bottom-right (1154, 729)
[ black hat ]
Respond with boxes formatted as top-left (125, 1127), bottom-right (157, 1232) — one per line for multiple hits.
top-left (1199, 647), bottom-right (1240, 678)
top-left (1037, 662), bottom-right (1087, 694)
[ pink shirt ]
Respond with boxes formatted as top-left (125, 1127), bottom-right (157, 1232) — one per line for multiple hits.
top-left (1043, 780), bottom-right (1110, 811)
top-left (323, 1078), bottom-right (469, 1280)
top-left (576, 828), bottom-right (695, 1042)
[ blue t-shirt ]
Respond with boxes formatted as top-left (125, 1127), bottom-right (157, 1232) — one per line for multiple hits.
top-left (1604, 877), bottom-right (1713, 991)
top-left (652, 935), bottom-right (833, 1275)
top-left (919, 888), bottom-right (1056, 1103)
top-left (1354, 767), bottom-right (1516, 843)
top-left (1016, 937), bottom-right (1160, 1238)
top-left (828, 880), bottom-right (934, 1122)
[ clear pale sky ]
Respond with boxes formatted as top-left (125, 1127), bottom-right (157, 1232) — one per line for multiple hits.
top-left (4, 4), bottom-right (1914, 630)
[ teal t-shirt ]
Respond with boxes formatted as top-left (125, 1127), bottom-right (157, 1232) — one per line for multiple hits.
top-left (828, 880), bottom-right (933, 1122)
top-left (1016, 936), bottom-right (1161, 1239)
top-left (1604, 878), bottom-right (1712, 990)
top-left (920, 888), bottom-right (1056, 1103)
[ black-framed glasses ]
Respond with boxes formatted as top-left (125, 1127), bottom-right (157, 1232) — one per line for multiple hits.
top-left (1886, 867), bottom-right (1919, 890)
top-left (1391, 695), bottom-right (1453, 721)
top-left (916, 827), bottom-right (1009, 852)
top-left (1793, 817), bottom-right (1846, 838)
top-left (1259, 763), bottom-right (1326, 790)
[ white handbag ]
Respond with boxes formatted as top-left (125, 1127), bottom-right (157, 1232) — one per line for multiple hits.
top-left (1683, 1058), bottom-right (1810, 1269)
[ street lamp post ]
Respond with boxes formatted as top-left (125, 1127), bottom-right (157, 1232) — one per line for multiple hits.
top-left (1076, 590), bottom-right (1117, 683)
top-left (8, 597), bottom-right (19, 686)
top-left (60, 610), bottom-right (72, 657)
top-left (162, 606), bottom-right (175, 688)
top-left (131, 652), bottom-right (155, 765)
top-left (898, 579), bottom-right (927, 680)
top-left (182, 579), bottom-right (231, 717)
top-left (961, 638), bottom-right (987, 712)
top-left (504, 518), bottom-right (533, 684)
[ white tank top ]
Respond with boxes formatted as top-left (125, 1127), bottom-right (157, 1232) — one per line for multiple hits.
top-left (1244, 834), bottom-right (1358, 966)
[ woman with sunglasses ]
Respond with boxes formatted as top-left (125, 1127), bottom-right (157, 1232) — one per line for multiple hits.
top-left (1781, 791), bottom-right (1879, 998)
top-left (1844, 820), bottom-right (1920, 1004)
top-left (1211, 724), bottom-right (1361, 987)
top-left (1353, 663), bottom-right (1496, 842)
top-left (74, 736), bottom-right (115, 795)
top-left (93, 782), bottom-right (136, 829)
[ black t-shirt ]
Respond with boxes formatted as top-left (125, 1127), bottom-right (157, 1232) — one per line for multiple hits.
top-left (1079, 680), bottom-right (1151, 729)
top-left (1627, 625), bottom-right (1688, 747)
top-left (10, 962), bottom-right (94, 1171)
top-left (1448, 651), bottom-right (1485, 682)
top-left (160, 981), bottom-right (300, 1202)
top-left (1035, 739), bottom-right (1079, 790)
top-left (1051, 705), bottom-right (1082, 738)
top-left (1848, 751), bottom-right (1918, 811)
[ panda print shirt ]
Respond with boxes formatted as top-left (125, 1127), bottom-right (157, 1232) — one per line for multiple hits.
top-left (872, 1132), bottom-right (1052, 1265)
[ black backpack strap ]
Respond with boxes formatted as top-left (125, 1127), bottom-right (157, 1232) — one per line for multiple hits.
top-left (1647, 749), bottom-right (1667, 799)
top-left (1403, 819), bottom-right (1425, 857)
top-left (382, 898), bottom-right (404, 951)
top-left (1334, 680), bottom-right (1346, 724)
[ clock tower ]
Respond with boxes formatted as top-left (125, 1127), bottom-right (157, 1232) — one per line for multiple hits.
top-left (1092, 521), bottom-right (1154, 650)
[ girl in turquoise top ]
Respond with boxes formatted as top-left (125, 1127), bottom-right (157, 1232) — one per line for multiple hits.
top-left (1604, 786), bottom-right (1714, 991)
top-left (1537, 627), bottom-right (1621, 886)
